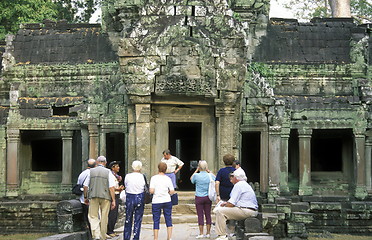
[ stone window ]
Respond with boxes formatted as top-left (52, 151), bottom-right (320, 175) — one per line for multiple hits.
top-left (52, 106), bottom-right (70, 116)
top-left (21, 130), bottom-right (63, 171)
top-left (311, 129), bottom-right (352, 172)
top-left (32, 138), bottom-right (62, 171)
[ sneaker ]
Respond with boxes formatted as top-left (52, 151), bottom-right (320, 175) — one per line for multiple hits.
top-left (106, 234), bottom-right (112, 239)
top-left (215, 235), bottom-right (228, 240)
top-left (205, 234), bottom-right (210, 238)
top-left (196, 235), bottom-right (204, 239)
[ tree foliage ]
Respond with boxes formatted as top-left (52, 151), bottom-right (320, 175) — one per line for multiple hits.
top-left (0, 0), bottom-right (100, 40)
top-left (281, 0), bottom-right (371, 23)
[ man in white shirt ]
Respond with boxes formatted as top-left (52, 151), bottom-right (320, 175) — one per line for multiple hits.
top-left (213, 170), bottom-right (258, 240)
top-left (77, 159), bottom-right (96, 235)
top-left (160, 149), bottom-right (184, 188)
top-left (83, 156), bottom-right (116, 240)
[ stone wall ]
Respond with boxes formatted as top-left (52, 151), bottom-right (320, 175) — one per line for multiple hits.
top-left (0, 200), bottom-right (58, 233)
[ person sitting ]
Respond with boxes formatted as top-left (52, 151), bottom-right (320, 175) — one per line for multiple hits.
top-left (213, 170), bottom-right (258, 240)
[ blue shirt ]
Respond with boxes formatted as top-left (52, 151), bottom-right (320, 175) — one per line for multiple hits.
top-left (228, 181), bottom-right (258, 210)
top-left (191, 171), bottom-right (215, 197)
top-left (215, 167), bottom-right (235, 201)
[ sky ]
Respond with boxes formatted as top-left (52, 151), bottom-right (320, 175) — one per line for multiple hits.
top-left (89, 0), bottom-right (295, 23)
top-left (269, 0), bottom-right (295, 19)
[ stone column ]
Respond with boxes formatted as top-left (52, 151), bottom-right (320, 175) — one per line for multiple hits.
top-left (298, 128), bottom-right (312, 195)
top-left (6, 128), bottom-right (20, 196)
top-left (268, 127), bottom-right (281, 187)
top-left (88, 123), bottom-right (99, 159)
top-left (61, 130), bottom-right (73, 185)
top-left (353, 129), bottom-right (368, 199)
top-left (260, 127), bottom-right (269, 193)
top-left (366, 136), bottom-right (372, 191)
top-left (268, 126), bottom-right (281, 202)
top-left (134, 104), bottom-right (152, 176)
top-left (216, 105), bottom-right (236, 168)
top-left (279, 131), bottom-right (290, 193)
top-left (100, 129), bottom-right (107, 157)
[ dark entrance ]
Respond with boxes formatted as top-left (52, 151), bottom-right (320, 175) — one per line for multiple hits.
top-left (106, 132), bottom-right (126, 177)
top-left (168, 122), bottom-right (201, 190)
top-left (241, 132), bottom-right (260, 183)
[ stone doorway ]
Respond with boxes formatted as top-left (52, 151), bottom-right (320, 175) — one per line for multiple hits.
top-left (106, 132), bottom-right (126, 177)
top-left (241, 132), bottom-right (261, 183)
top-left (168, 122), bottom-right (201, 190)
top-left (152, 104), bottom-right (216, 187)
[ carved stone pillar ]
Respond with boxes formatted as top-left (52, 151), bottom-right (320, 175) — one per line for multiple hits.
top-left (261, 127), bottom-right (269, 193)
top-left (298, 128), bottom-right (312, 195)
top-left (366, 136), bottom-right (372, 191)
top-left (134, 104), bottom-right (151, 176)
top-left (88, 123), bottom-right (99, 159)
top-left (268, 127), bottom-right (281, 187)
top-left (353, 129), bottom-right (368, 199)
top-left (6, 128), bottom-right (20, 196)
top-left (100, 129), bottom-right (107, 157)
top-left (216, 105), bottom-right (236, 168)
top-left (279, 131), bottom-right (290, 193)
top-left (61, 130), bottom-right (73, 185)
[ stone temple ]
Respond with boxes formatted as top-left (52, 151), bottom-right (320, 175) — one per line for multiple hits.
top-left (0, 0), bottom-right (371, 237)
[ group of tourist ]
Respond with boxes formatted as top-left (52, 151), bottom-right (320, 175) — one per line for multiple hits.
top-left (77, 150), bottom-right (258, 240)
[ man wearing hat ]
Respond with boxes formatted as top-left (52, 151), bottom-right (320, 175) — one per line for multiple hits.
top-left (213, 169), bottom-right (258, 240)
top-left (107, 161), bottom-right (124, 238)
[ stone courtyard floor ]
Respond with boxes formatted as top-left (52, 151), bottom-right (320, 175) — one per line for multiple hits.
top-left (113, 223), bottom-right (219, 240)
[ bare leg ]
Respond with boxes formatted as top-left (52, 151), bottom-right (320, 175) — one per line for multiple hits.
top-left (198, 225), bottom-right (204, 235)
top-left (167, 226), bottom-right (172, 240)
top-left (154, 229), bottom-right (159, 240)
top-left (206, 224), bottom-right (211, 235)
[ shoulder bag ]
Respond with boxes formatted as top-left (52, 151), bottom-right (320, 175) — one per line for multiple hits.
top-left (208, 173), bottom-right (217, 202)
top-left (143, 174), bottom-right (153, 204)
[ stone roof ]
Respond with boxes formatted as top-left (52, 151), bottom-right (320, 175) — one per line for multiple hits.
top-left (254, 18), bottom-right (370, 64)
top-left (11, 20), bottom-right (118, 64)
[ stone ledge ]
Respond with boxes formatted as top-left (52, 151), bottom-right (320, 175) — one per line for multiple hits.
top-left (38, 231), bottom-right (89, 240)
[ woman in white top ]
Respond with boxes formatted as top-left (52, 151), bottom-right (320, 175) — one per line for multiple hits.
top-left (123, 160), bottom-right (146, 240)
top-left (150, 162), bottom-right (175, 240)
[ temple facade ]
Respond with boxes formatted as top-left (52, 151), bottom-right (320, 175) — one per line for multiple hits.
top-left (0, 0), bottom-right (371, 235)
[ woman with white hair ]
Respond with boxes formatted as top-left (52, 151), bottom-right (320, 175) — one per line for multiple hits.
top-left (190, 160), bottom-right (215, 239)
top-left (123, 160), bottom-right (146, 240)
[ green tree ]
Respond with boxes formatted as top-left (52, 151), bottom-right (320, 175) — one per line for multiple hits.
top-left (281, 0), bottom-right (371, 23)
top-left (0, 0), bottom-right (100, 40)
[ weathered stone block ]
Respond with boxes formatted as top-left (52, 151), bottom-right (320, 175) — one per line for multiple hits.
top-left (244, 217), bottom-right (262, 233)
top-left (261, 204), bottom-right (277, 213)
top-left (286, 222), bottom-right (308, 237)
top-left (310, 202), bottom-right (342, 211)
top-left (291, 202), bottom-right (309, 212)
top-left (291, 212), bottom-right (314, 223)
top-left (275, 197), bottom-right (292, 205)
top-left (276, 204), bottom-right (291, 214)
top-left (244, 233), bottom-right (270, 240)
